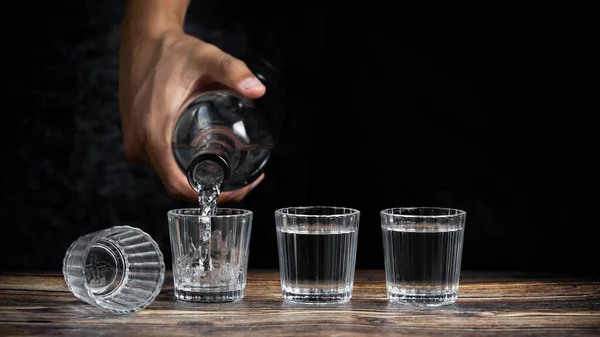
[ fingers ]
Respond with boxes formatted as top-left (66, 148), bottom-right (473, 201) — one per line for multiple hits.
top-left (136, 39), bottom-right (268, 203)
top-left (218, 173), bottom-right (265, 204)
top-left (145, 137), bottom-right (198, 202)
top-left (195, 45), bottom-right (266, 99)
top-left (123, 136), bottom-right (148, 164)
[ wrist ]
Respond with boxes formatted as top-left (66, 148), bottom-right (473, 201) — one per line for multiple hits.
top-left (120, 0), bottom-right (189, 40)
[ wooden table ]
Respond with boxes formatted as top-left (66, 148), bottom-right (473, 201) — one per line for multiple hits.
top-left (0, 270), bottom-right (598, 336)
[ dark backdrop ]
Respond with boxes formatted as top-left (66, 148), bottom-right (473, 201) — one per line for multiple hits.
top-left (3, 1), bottom-right (596, 275)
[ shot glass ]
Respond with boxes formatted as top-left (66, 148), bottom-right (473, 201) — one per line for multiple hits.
top-left (63, 226), bottom-right (166, 314)
top-left (168, 208), bottom-right (253, 302)
top-left (381, 207), bottom-right (466, 306)
top-left (275, 206), bottom-right (360, 303)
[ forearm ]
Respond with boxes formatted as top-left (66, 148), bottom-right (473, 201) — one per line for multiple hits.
top-left (118, 0), bottom-right (191, 136)
top-left (120, 0), bottom-right (190, 39)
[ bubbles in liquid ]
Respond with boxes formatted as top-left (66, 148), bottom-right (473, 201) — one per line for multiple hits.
top-left (198, 185), bottom-right (220, 217)
top-left (176, 182), bottom-right (241, 289)
top-left (178, 183), bottom-right (222, 284)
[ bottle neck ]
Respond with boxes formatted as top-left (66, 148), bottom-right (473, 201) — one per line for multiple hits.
top-left (187, 151), bottom-right (230, 192)
top-left (186, 129), bottom-right (239, 192)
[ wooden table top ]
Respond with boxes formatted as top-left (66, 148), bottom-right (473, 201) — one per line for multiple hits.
top-left (0, 270), bottom-right (598, 336)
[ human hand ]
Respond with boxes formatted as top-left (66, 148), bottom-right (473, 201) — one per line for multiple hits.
top-left (118, 18), bottom-right (266, 203)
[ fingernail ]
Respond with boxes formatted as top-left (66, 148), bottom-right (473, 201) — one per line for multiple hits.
top-left (240, 77), bottom-right (264, 91)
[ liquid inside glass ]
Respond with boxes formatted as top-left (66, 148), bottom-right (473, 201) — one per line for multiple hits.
top-left (382, 224), bottom-right (465, 306)
top-left (173, 219), bottom-right (247, 302)
top-left (277, 225), bottom-right (358, 303)
top-left (190, 184), bottom-right (221, 279)
top-left (171, 183), bottom-right (250, 302)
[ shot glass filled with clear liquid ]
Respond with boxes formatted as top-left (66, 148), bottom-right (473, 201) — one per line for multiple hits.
top-left (275, 206), bottom-right (360, 303)
top-left (381, 207), bottom-right (466, 306)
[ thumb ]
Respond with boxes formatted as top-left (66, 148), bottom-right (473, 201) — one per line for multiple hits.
top-left (198, 46), bottom-right (266, 99)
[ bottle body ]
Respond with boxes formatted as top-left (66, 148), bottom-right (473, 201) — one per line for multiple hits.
top-left (172, 88), bottom-right (274, 192)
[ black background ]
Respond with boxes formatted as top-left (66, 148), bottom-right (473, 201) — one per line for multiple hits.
top-left (3, 1), bottom-right (597, 275)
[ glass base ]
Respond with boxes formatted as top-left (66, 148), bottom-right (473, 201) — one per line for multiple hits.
top-left (388, 289), bottom-right (457, 306)
top-left (85, 239), bottom-right (125, 297)
top-left (282, 289), bottom-right (352, 304)
top-left (174, 287), bottom-right (245, 303)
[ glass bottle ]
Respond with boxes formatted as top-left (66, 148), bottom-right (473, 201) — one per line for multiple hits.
top-left (172, 58), bottom-right (281, 193)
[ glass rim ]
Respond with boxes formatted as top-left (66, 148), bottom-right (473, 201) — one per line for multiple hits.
top-left (380, 207), bottom-right (466, 218)
top-left (167, 208), bottom-right (252, 218)
top-left (275, 206), bottom-right (360, 218)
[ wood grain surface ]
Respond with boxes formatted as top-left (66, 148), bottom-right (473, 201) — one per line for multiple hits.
top-left (0, 270), bottom-right (598, 336)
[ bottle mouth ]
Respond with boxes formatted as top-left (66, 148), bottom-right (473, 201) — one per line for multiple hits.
top-left (187, 153), bottom-right (231, 192)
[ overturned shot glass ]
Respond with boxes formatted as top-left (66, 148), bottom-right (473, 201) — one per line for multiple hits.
top-left (63, 226), bottom-right (165, 314)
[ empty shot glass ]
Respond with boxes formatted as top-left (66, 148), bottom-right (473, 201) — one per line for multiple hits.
top-left (63, 226), bottom-right (166, 314)
top-left (168, 208), bottom-right (253, 302)
top-left (275, 206), bottom-right (360, 303)
top-left (381, 207), bottom-right (466, 306)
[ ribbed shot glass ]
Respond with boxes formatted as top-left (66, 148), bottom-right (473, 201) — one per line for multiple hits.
top-left (381, 207), bottom-right (466, 306)
top-left (275, 206), bottom-right (360, 303)
top-left (168, 208), bottom-right (253, 303)
top-left (63, 226), bottom-right (165, 314)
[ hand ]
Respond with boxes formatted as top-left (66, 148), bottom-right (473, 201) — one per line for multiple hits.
top-left (118, 27), bottom-right (266, 203)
